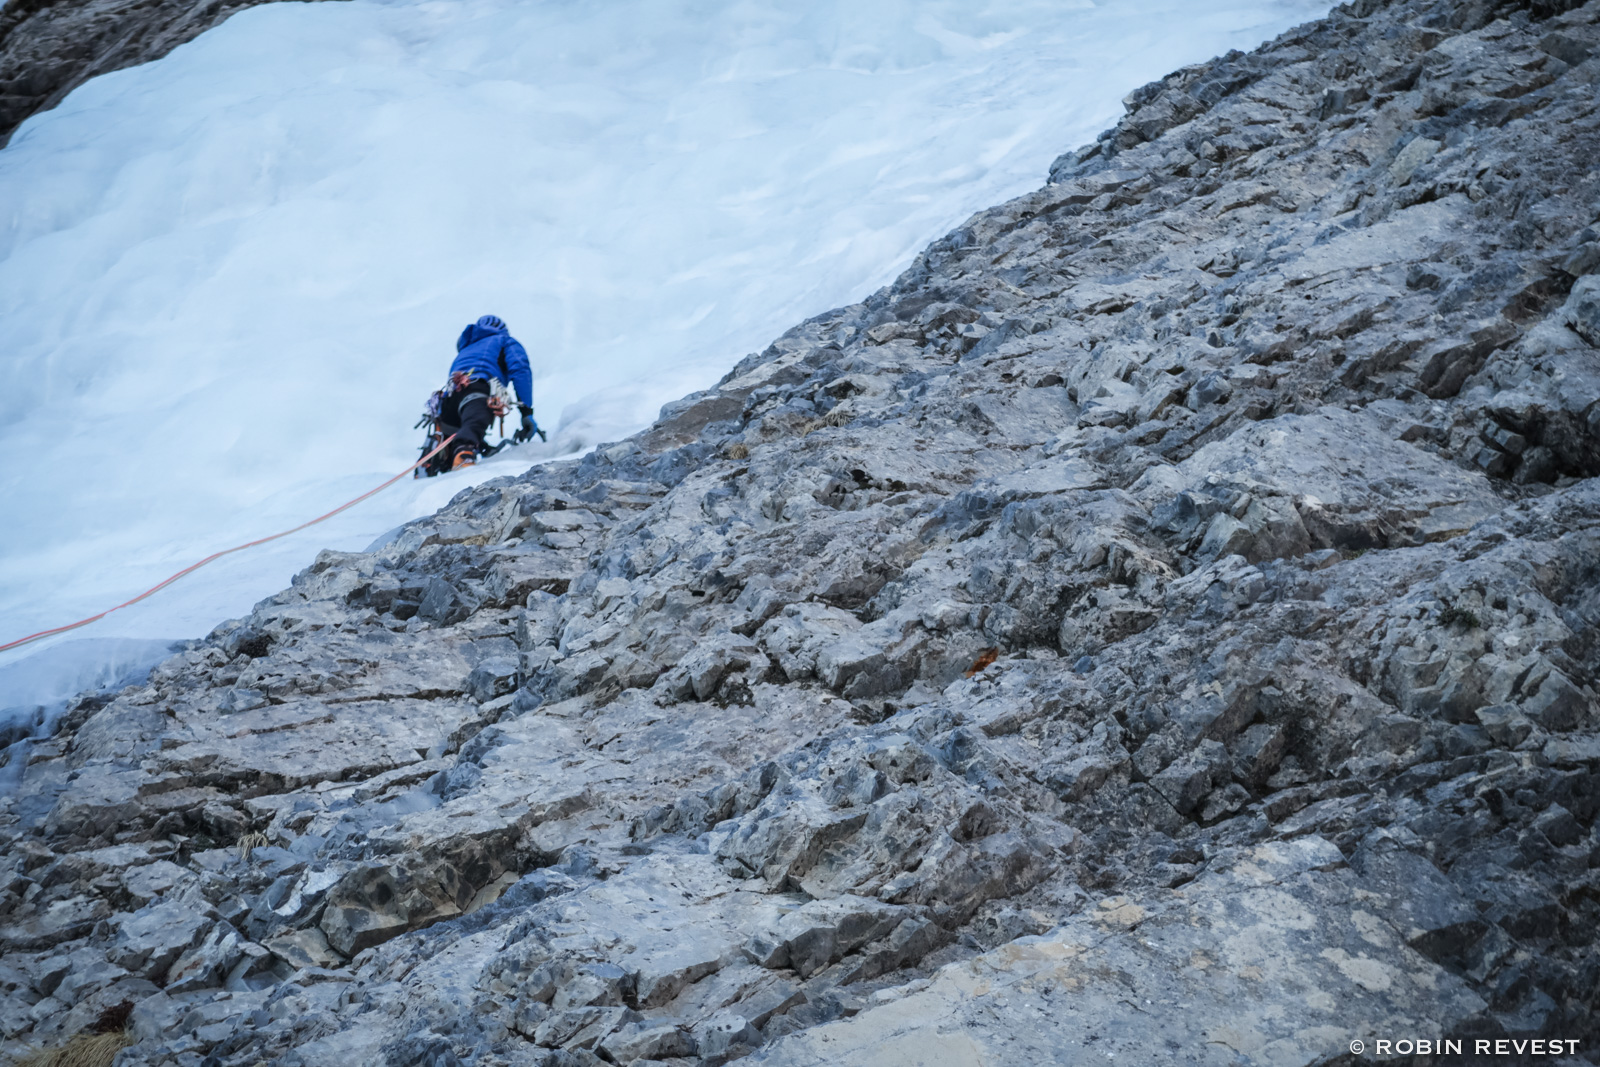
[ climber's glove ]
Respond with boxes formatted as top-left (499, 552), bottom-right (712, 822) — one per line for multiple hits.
top-left (514, 406), bottom-right (542, 444)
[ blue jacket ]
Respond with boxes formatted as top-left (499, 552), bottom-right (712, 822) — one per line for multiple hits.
top-left (450, 322), bottom-right (533, 408)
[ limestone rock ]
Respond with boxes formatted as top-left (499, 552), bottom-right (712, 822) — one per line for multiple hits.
top-left (0, 895), bottom-right (110, 952)
top-left (319, 858), bottom-right (472, 956)
top-left (264, 926), bottom-right (343, 971)
top-left (107, 902), bottom-right (216, 978)
top-left (6, 0), bottom-right (1600, 1061)
top-left (1562, 274), bottom-right (1600, 347)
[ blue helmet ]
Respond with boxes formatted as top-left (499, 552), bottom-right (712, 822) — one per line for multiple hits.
top-left (477, 314), bottom-right (506, 332)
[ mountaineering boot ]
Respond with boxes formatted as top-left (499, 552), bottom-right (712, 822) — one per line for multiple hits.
top-left (451, 447), bottom-right (476, 471)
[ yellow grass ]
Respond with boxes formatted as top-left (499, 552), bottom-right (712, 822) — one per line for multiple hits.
top-left (12, 1030), bottom-right (133, 1067)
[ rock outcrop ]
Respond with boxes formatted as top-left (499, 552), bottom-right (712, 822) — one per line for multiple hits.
top-left (4, 0), bottom-right (1600, 1063)
top-left (0, 0), bottom-right (333, 146)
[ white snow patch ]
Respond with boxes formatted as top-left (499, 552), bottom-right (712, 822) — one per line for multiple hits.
top-left (0, 636), bottom-right (178, 786)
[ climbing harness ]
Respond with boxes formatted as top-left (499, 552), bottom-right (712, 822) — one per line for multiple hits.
top-left (413, 372), bottom-right (515, 478)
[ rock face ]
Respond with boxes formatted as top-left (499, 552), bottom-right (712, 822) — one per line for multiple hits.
top-left (0, 0), bottom-right (334, 146)
top-left (5, 0), bottom-right (1600, 1063)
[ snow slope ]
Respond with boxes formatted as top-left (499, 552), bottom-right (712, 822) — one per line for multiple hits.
top-left (0, 0), bottom-right (1330, 715)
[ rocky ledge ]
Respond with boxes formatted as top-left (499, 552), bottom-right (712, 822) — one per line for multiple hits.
top-left (4, 0), bottom-right (1600, 1064)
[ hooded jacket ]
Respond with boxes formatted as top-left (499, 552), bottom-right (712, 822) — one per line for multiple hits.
top-left (449, 321), bottom-right (533, 408)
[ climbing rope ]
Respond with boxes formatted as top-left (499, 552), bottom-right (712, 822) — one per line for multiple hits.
top-left (0, 434), bottom-right (458, 654)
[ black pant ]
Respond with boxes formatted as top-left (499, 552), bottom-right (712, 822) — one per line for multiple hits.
top-left (440, 378), bottom-right (492, 462)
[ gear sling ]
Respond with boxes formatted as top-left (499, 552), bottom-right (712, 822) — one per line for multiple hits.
top-left (414, 369), bottom-right (511, 478)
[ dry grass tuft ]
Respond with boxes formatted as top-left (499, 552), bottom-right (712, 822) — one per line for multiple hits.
top-left (12, 1031), bottom-right (134, 1067)
top-left (724, 442), bottom-right (749, 460)
top-left (801, 406), bottom-right (855, 436)
top-left (237, 830), bottom-right (271, 861)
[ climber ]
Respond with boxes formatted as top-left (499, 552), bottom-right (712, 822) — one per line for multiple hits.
top-left (432, 314), bottom-right (544, 472)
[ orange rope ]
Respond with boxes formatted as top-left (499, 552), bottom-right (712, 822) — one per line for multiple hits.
top-left (0, 434), bottom-right (457, 654)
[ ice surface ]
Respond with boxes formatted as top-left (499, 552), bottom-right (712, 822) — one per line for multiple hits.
top-left (0, 636), bottom-right (177, 785)
top-left (0, 0), bottom-right (1331, 715)
top-left (0, 637), bottom-right (176, 732)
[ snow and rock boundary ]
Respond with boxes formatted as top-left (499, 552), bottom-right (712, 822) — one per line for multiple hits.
top-left (4, 0), bottom-right (1600, 1063)
top-left (0, 0), bottom-right (333, 146)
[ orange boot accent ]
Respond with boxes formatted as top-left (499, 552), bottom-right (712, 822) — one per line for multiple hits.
top-left (451, 447), bottom-right (477, 471)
